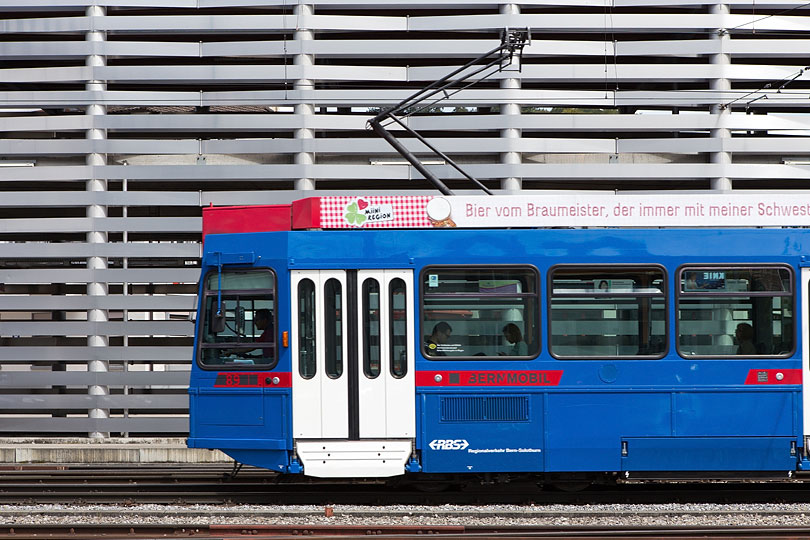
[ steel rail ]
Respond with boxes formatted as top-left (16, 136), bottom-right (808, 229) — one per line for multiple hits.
top-left (0, 524), bottom-right (810, 540)
top-left (2, 465), bottom-right (810, 504)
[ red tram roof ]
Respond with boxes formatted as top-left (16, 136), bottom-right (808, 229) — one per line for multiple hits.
top-left (203, 196), bottom-right (440, 236)
top-left (202, 204), bottom-right (291, 238)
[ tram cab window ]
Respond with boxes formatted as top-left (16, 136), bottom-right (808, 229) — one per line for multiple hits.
top-left (677, 266), bottom-right (794, 357)
top-left (198, 269), bottom-right (276, 369)
top-left (421, 267), bottom-right (539, 358)
top-left (549, 266), bottom-right (667, 359)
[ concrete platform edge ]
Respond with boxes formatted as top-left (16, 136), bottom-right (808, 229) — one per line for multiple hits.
top-left (0, 438), bottom-right (232, 464)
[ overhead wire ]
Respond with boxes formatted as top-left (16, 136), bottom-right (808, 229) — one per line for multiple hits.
top-left (721, 65), bottom-right (810, 109)
top-left (724, 0), bottom-right (810, 33)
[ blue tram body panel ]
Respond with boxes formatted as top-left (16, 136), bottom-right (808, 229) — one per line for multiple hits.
top-left (621, 437), bottom-right (798, 471)
top-left (419, 391), bottom-right (545, 473)
top-left (188, 227), bottom-right (808, 477)
top-left (187, 243), bottom-right (295, 473)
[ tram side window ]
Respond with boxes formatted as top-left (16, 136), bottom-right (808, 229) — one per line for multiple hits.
top-left (363, 278), bottom-right (381, 377)
top-left (199, 269), bottom-right (276, 369)
top-left (549, 267), bottom-right (667, 359)
top-left (677, 266), bottom-right (794, 357)
top-left (298, 278), bottom-right (317, 379)
top-left (324, 278), bottom-right (343, 379)
top-left (421, 267), bottom-right (539, 358)
top-left (390, 278), bottom-right (408, 378)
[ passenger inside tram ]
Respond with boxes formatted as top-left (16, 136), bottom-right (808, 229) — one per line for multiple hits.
top-left (501, 323), bottom-right (528, 356)
top-left (425, 322), bottom-right (452, 356)
top-left (735, 322), bottom-right (757, 356)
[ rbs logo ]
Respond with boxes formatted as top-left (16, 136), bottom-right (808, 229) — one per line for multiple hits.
top-left (429, 439), bottom-right (469, 451)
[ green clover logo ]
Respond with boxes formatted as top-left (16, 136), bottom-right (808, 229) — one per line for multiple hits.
top-left (344, 201), bottom-right (367, 226)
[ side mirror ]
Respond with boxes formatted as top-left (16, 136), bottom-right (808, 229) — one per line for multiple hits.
top-left (211, 312), bottom-right (226, 334)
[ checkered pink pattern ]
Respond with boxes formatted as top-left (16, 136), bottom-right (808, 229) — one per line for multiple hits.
top-left (319, 196), bottom-right (434, 229)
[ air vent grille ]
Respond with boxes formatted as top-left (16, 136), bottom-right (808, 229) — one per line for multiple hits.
top-left (440, 396), bottom-right (529, 422)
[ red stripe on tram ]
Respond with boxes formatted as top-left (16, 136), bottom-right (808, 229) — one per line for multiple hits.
top-left (416, 370), bottom-right (563, 387)
top-left (214, 372), bottom-right (292, 388)
top-left (744, 369), bottom-right (801, 385)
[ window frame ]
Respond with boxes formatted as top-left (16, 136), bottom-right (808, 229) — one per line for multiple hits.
top-left (297, 277), bottom-right (317, 380)
top-left (362, 276), bottom-right (382, 378)
top-left (389, 277), bottom-right (408, 379)
top-left (323, 277), bottom-right (344, 380)
top-left (419, 264), bottom-right (541, 360)
top-left (675, 263), bottom-right (795, 359)
top-left (547, 263), bottom-right (669, 360)
top-left (197, 266), bottom-right (278, 370)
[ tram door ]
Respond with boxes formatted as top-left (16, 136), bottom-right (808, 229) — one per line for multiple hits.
top-left (291, 270), bottom-right (415, 441)
top-left (802, 267), bottom-right (810, 452)
top-left (291, 270), bottom-right (349, 438)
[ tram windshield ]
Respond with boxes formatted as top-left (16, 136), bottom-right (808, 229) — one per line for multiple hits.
top-left (198, 269), bottom-right (276, 368)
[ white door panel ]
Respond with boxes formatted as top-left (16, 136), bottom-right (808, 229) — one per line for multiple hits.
top-left (292, 270), bottom-right (348, 439)
top-left (356, 269), bottom-right (415, 438)
top-left (357, 270), bottom-right (388, 438)
top-left (293, 268), bottom-right (414, 444)
top-left (319, 270), bottom-right (349, 438)
top-left (384, 270), bottom-right (416, 438)
top-left (291, 271), bottom-right (321, 439)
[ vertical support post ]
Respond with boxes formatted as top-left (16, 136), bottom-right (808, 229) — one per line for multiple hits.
top-left (500, 4), bottom-right (522, 191)
top-left (86, 4), bottom-right (110, 438)
top-left (710, 3), bottom-right (732, 191)
top-left (294, 4), bottom-right (315, 191)
top-left (122, 167), bottom-right (129, 436)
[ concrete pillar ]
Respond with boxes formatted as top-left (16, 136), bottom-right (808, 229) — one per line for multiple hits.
top-left (86, 4), bottom-right (109, 438)
top-left (294, 4), bottom-right (316, 191)
top-left (500, 4), bottom-right (522, 191)
top-left (710, 3), bottom-right (732, 190)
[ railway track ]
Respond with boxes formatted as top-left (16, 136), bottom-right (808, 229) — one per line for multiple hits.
top-left (0, 524), bottom-right (809, 540)
top-left (1, 464), bottom-right (810, 504)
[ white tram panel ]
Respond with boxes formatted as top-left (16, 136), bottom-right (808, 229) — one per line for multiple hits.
top-left (291, 270), bottom-right (349, 439)
top-left (356, 269), bottom-right (415, 440)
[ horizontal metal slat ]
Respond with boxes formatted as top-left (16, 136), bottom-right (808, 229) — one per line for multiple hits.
top-left (3, 113), bottom-right (809, 135)
top-left (0, 242), bottom-right (200, 258)
top-left (0, 346), bottom-right (192, 362)
top-left (0, 417), bottom-right (189, 433)
top-left (0, 394), bottom-right (188, 409)
top-left (0, 295), bottom-right (197, 311)
top-left (0, 371), bottom-right (190, 388)
top-left (0, 320), bottom-right (194, 336)
top-left (0, 191), bottom-right (201, 207)
top-left (0, 268), bottom-right (201, 283)
top-left (0, 217), bottom-right (200, 233)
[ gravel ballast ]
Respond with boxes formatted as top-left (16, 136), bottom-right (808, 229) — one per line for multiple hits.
top-left (2, 504), bottom-right (810, 527)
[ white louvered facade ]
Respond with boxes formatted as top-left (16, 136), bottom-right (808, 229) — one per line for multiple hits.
top-left (0, 0), bottom-right (809, 437)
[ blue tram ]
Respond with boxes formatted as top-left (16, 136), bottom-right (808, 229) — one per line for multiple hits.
top-left (187, 195), bottom-right (810, 480)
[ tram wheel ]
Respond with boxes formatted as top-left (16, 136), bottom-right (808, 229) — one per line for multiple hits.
top-left (549, 481), bottom-right (592, 492)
